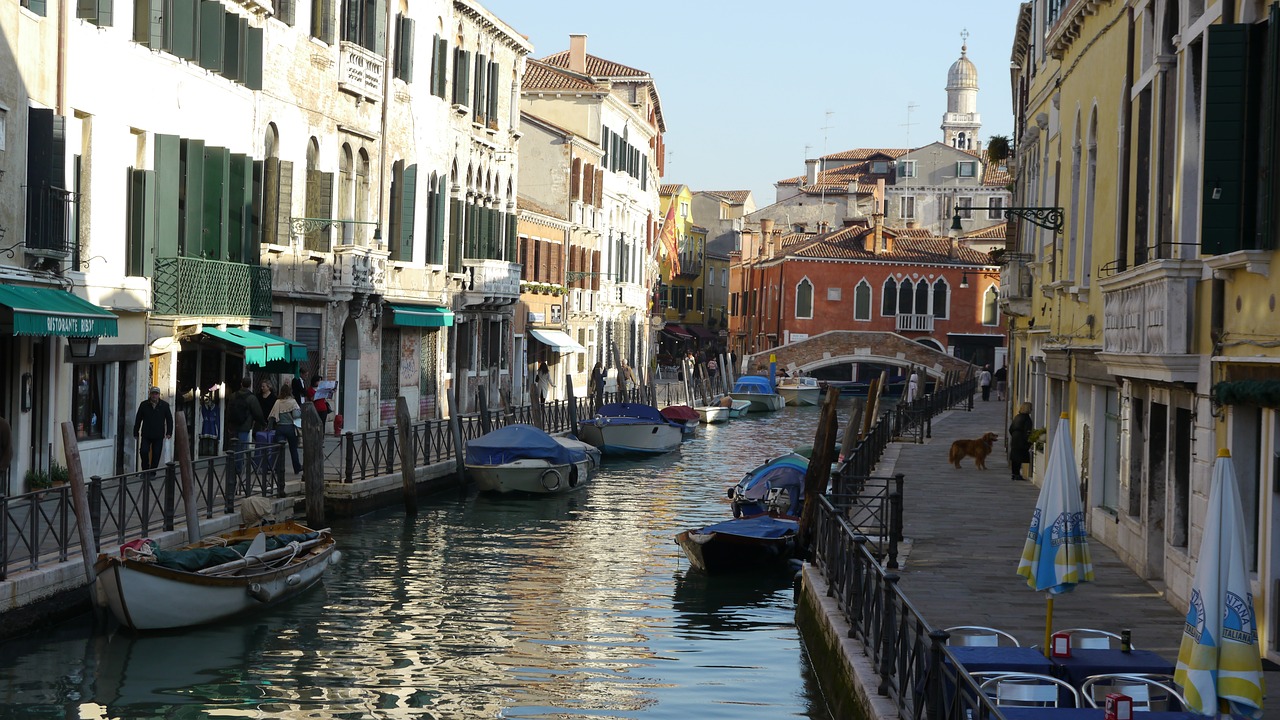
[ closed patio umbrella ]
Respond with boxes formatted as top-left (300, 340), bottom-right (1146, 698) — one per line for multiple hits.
top-left (1016, 413), bottom-right (1094, 654)
top-left (1174, 449), bottom-right (1264, 718)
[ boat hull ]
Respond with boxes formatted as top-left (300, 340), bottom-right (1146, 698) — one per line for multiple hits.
top-left (728, 392), bottom-right (786, 413)
top-left (468, 457), bottom-right (592, 494)
top-left (675, 517), bottom-right (800, 574)
top-left (695, 406), bottom-right (730, 424)
top-left (94, 522), bottom-right (337, 631)
top-left (776, 386), bottom-right (821, 406)
top-left (578, 421), bottom-right (682, 455)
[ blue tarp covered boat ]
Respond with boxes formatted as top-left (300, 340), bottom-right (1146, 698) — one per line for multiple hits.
top-left (465, 424), bottom-right (596, 494)
top-left (728, 453), bottom-right (809, 518)
top-left (578, 402), bottom-right (683, 455)
top-left (729, 376), bottom-right (785, 413)
top-left (675, 515), bottom-right (800, 574)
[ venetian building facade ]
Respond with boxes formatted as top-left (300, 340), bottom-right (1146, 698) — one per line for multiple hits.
top-left (1006, 0), bottom-right (1280, 663)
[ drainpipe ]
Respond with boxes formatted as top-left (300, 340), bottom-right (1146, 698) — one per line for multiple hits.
top-left (376, 0), bottom-right (396, 252)
top-left (57, 1), bottom-right (68, 114)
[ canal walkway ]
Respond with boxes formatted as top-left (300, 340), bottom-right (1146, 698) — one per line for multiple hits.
top-left (865, 394), bottom-right (1279, 716)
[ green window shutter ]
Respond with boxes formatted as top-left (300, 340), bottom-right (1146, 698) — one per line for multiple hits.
top-left (313, 0), bottom-right (333, 43)
top-left (448, 196), bottom-right (463, 272)
top-left (435, 37), bottom-right (448, 98)
top-left (397, 15), bottom-right (414, 82)
top-left (227, 152), bottom-right (248, 263)
top-left (461, 50), bottom-right (471, 106)
top-left (202, 145), bottom-right (229, 260)
top-left (400, 163), bottom-right (417, 262)
top-left (1202, 24), bottom-right (1252, 255)
top-left (223, 14), bottom-right (243, 82)
top-left (434, 178), bottom-right (446, 264)
top-left (277, 160), bottom-right (294, 244)
top-left (154, 134), bottom-right (182, 259)
top-left (244, 25), bottom-right (263, 90)
top-left (262, 157), bottom-right (280, 245)
top-left (179, 138), bottom-right (204, 257)
top-left (424, 178), bottom-right (436, 263)
top-left (99, 0), bottom-right (113, 26)
top-left (1258, 3), bottom-right (1280, 250)
top-left (373, 0), bottom-right (386, 55)
top-left (506, 213), bottom-right (517, 261)
top-left (488, 61), bottom-right (499, 123)
top-left (473, 53), bottom-right (486, 120)
top-left (199, 1), bottom-right (224, 72)
top-left (170, 0), bottom-right (198, 60)
top-left (127, 168), bottom-right (157, 277)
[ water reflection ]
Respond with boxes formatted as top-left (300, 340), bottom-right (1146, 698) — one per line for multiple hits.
top-left (0, 404), bottom-right (839, 719)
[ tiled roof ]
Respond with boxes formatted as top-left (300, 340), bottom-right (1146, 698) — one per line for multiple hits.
top-left (700, 190), bottom-right (751, 204)
top-left (887, 227), bottom-right (933, 239)
top-left (964, 222), bottom-right (1009, 239)
top-left (522, 59), bottom-right (601, 92)
top-left (542, 51), bottom-right (649, 79)
top-left (777, 154), bottom-right (896, 192)
top-left (822, 148), bottom-right (909, 161)
top-left (659, 183), bottom-right (685, 196)
top-left (788, 227), bottom-right (995, 265)
top-left (982, 162), bottom-right (1012, 186)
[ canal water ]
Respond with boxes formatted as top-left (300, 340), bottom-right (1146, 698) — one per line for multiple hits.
top-left (0, 405), bottom-right (839, 719)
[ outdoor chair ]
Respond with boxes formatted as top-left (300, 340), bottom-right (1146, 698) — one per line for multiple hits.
top-left (978, 672), bottom-right (1081, 708)
top-left (944, 625), bottom-right (1021, 647)
top-left (1054, 628), bottom-right (1135, 650)
top-left (1082, 673), bottom-right (1188, 711)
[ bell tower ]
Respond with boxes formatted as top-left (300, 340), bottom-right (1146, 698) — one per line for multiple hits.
top-left (941, 30), bottom-right (982, 151)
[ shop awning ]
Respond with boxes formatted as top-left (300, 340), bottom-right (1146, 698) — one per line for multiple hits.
top-left (201, 328), bottom-right (308, 372)
top-left (686, 324), bottom-right (717, 341)
top-left (529, 328), bottom-right (586, 353)
top-left (0, 285), bottom-right (118, 337)
top-left (386, 303), bottom-right (455, 328)
top-left (663, 324), bottom-right (692, 338)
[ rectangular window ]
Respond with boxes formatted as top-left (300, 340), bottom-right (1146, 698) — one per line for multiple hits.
top-left (380, 328), bottom-right (400, 400)
top-left (296, 312), bottom-right (322, 377)
top-left (956, 196), bottom-right (973, 219)
top-left (72, 364), bottom-right (108, 441)
top-left (311, 0), bottom-right (333, 43)
top-left (957, 161), bottom-right (976, 177)
top-left (827, 287), bottom-right (841, 301)
top-left (897, 160), bottom-right (916, 178)
top-left (393, 14), bottom-right (414, 82)
top-left (871, 160), bottom-right (889, 173)
top-left (22, 0), bottom-right (48, 16)
top-left (275, 0), bottom-right (294, 25)
top-left (680, 201), bottom-right (689, 218)
top-left (987, 196), bottom-right (1005, 219)
top-left (77, 0), bottom-right (113, 27)
top-left (900, 196), bottom-right (916, 219)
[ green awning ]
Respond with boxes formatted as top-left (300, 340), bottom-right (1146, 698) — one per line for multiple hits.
top-left (0, 285), bottom-right (119, 337)
top-left (386, 303), bottom-right (454, 328)
top-left (201, 328), bottom-right (307, 372)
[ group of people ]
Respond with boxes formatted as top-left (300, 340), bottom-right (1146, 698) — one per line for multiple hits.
top-left (534, 360), bottom-right (639, 409)
top-left (133, 373), bottom-right (333, 475)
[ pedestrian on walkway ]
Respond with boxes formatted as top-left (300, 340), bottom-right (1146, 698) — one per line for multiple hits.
top-left (1009, 401), bottom-right (1033, 482)
top-left (535, 361), bottom-right (553, 403)
top-left (618, 360), bottom-right (637, 402)
top-left (589, 361), bottom-right (605, 410)
top-left (268, 384), bottom-right (304, 475)
top-left (979, 364), bottom-right (992, 401)
top-left (993, 364), bottom-right (1007, 401)
top-left (307, 375), bottom-right (331, 429)
top-left (228, 378), bottom-right (265, 470)
top-left (133, 386), bottom-right (173, 471)
top-left (257, 380), bottom-right (277, 430)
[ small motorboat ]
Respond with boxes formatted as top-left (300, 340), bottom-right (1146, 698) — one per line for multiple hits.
top-left (695, 404), bottom-right (730, 424)
top-left (718, 396), bottom-right (752, 418)
top-left (466, 424), bottom-right (596, 494)
top-left (660, 405), bottom-right (700, 438)
top-left (676, 515), bottom-right (800, 574)
top-left (728, 376), bottom-right (785, 413)
top-left (95, 520), bottom-right (339, 631)
top-left (727, 453), bottom-right (809, 518)
top-left (776, 376), bottom-right (822, 406)
top-left (578, 402), bottom-right (684, 456)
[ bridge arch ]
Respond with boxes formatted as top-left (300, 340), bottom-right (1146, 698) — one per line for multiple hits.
top-left (744, 331), bottom-right (975, 381)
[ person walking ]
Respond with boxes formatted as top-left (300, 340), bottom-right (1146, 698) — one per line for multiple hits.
top-left (268, 384), bottom-right (304, 475)
top-left (308, 375), bottom-right (331, 430)
top-left (535, 361), bottom-right (553, 404)
top-left (228, 378), bottom-right (265, 472)
top-left (906, 368), bottom-right (920, 403)
top-left (257, 380), bottom-right (277, 431)
top-left (979, 364), bottom-right (993, 401)
top-left (133, 386), bottom-right (173, 471)
top-left (993, 364), bottom-right (1008, 401)
top-left (589, 361), bottom-right (605, 410)
top-left (291, 374), bottom-right (306, 407)
top-left (618, 360), bottom-right (636, 402)
top-left (1009, 401), bottom-right (1033, 482)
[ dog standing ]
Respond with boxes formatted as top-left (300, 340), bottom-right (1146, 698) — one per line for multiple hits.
top-left (949, 431), bottom-right (999, 469)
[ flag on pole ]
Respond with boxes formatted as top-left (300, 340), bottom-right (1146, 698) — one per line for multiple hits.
top-left (657, 202), bottom-right (680, 279)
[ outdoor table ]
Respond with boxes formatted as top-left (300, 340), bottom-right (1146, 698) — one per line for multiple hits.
top-left (997, 709), bottom-right (1199, 720)
top-left (1049, 648), bottom-right (1174, 686)
top-left (948, 646), bottom-right (1056, 674)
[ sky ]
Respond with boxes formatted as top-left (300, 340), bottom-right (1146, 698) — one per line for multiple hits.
top-left (483, 0), bottom-right (1027, 207)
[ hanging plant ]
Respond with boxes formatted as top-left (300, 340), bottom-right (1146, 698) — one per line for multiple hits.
top-left (986, 134), bottom-right (1011, 166)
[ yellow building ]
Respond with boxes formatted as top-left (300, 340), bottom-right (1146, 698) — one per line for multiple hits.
top-left (658, 184), bottom-right (713, 345)
top-left (1007, 0), bottom-right (1280, 662)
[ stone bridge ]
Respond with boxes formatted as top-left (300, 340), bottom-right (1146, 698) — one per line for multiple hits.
top-left (744, 331), bottom-right (976, 380)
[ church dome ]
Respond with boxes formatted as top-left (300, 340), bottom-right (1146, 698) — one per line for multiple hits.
top-left (947, 45), bottom-right (978, 89)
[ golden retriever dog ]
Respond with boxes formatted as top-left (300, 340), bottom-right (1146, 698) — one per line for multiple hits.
top-left (949, 432), bottom-right (999, 470)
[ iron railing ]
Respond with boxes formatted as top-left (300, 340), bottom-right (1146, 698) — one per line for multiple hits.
top-left (152, 256), bottom-right (273, 318)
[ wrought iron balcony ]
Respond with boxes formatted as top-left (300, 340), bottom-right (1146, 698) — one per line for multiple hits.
top-left (676, 252), bottom-right (703, 278)
top-left (895, 313), bottom-right (935, 333)
top-left (153, 256), bottom-right (272, 319)
top-left (1097, 259), bottom-right (1202, 382)
top-left (460, 259), bottom-right (520, 309)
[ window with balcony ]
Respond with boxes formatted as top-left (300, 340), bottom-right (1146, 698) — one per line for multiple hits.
top-left (897, 278), bottom-right (914, 315)
top-left (26, 108), bottom-right (74, 259)
top-left (881, 277), bottom-right (897, 316)
top-left (340, 0), bottom-right (386, 54)
top-left (854, 280), bottom-right (871, 321)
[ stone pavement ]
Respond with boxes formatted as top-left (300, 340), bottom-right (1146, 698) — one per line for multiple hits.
top-left (869, 393), bottom-right (1278, 714)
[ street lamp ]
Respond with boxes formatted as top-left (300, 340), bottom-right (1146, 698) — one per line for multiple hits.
top-left (950, 211), bottom-right (964, 234)
top-left (66, 336), bottom-right (98, 359)
top-left (960, 272), bottom-right (970, 289)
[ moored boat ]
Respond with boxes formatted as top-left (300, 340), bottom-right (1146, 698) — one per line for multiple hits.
top-left (675, 515), bottom-right (800, 574)
top-left (695, 404), bottom-right (730, 424)
top-left (728, 376), bottom-right (786, 413)
top-left (776, 376), bottom-right (822, 406)
top-left (579, 402), bottom-right (684, 456)
top-left (727, 453), bottom-right (809, 518)
top-left (95, 520), bottom-right (339, 631)
top-left (660, 405), bottom-right (700, 438)
top-left (466, 424), bottom-right (597, 494)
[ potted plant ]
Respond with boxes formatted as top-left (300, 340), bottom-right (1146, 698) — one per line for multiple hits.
top-left (49, 462), bottom-right (70, 486)
top-left (24, 468), bottom-right (51, 491)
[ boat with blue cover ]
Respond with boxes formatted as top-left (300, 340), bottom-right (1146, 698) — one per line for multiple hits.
top-left (578, 402), bottom-right (684, 456)
top-left (675, 515), bottom-right (800, 574)
top-left (727, 453), bottom-right (809, 518)
top-left (728, 375), bottom-right (786, 413)
top-left (465, 423), bottom-right (598, 494)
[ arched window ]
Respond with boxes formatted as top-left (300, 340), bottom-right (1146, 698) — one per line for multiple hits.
top-left (795, 277), bottom-right (814, 319)
top-left (898, 278), bottom-right (914, 315)
top-left (932, 278), bottom-right (949, 319)
top-left (914, 279), bottom-right (929, 316)
top-left (854, 280), bottom-right (872, 321)
top-left (882, 277), bottom-right (897, 316)
top-left (982, 285), bottom-right (1000, 326)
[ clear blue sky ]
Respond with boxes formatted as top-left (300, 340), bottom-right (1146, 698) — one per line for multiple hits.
top-left (484, 0), bottom-right (1026, 206)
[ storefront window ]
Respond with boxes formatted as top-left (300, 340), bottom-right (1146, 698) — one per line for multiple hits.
top-left (73, 364), bottom-right (107, 440)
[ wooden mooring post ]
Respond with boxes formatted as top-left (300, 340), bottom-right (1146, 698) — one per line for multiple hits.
top-left (396, 396), bottom-right (417, 516)
top-left (61, 421), bottom-right (98, 588)
top-left (301, 403), bottom-right (325, 527)
top-left (798, 387), bottom-right (841, 552)
top-left (448, 387), bottom-right (467, 485)
top-left (565, 374), bottom-right (578, 433)
top-left (172, 410), bottom-right (201, 542)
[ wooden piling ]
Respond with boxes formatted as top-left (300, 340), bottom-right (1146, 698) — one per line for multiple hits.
top-left (61, 422), bottom-right (98, 587)
top-left (448, 387), bottom-right (467, 485)
top-left (301, 403), bottom-right (325, 527)
top-left (798, 387), bottom-right (841, 551)
top-left (477, 386), bottom-right (491, 434)
top-left (172, 411), bottom-right (201, 543)
top-left (396, 396), bottom-right (418, 516)
top-left (565, 374), bottom-right (578, 433)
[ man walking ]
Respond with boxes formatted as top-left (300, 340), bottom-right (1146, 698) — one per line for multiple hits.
top-left (979, 364), bottom-right (993, 402)
top-left (133, 386), bottom-right (173, 471)
top-left (228, 377), bottom-right (265, 473)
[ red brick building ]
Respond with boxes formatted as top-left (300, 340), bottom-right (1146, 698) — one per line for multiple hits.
top-left (730, 217), bottom-right (1004, 369)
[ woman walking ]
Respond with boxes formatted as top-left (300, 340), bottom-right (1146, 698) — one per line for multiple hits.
top-left (268, 384), bottom-right (304, 475)
top-left (1008, 402), bottom-right (1033, 482)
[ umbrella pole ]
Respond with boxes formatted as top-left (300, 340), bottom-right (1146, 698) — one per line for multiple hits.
top-left (1043, 596), bottom-right (1054, 657)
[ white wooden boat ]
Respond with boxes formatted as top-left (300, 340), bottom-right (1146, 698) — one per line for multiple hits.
top-left (728, 376), bottom-right (786, 413)
top-left (579, 402), bottom-right (683, 455)
top-left (95, 521), bottom-right (339, 631)
top-left (695, 405), bottom-right (730, 424)
top-left (776, 376), bottom-right (822, 406)
top-left (712, 395), bottom-right (752, 418)
top-left (466, 424), bottom-right (598, 494)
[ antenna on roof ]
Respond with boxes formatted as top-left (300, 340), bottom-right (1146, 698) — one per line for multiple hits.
top-left (820, 111), bottom-right (834, 229)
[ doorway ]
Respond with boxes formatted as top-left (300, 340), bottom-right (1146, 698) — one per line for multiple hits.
top-left (339, 317), bottom-right (359, 431)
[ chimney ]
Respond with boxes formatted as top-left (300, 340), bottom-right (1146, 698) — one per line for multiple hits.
top-left (569, 34), bottom-right (587, 74)
top-left (760, 218), bottom-right (775, 257)
top-left (742, 230), bottom-right (756, 260)
top-left (804, 159), bottom-right (819, 186)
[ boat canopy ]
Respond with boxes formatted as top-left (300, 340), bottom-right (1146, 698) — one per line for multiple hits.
top-left (734, 453), bottom-right (808, 516)
top-left (694, 515), bottom-right (799, 540)
top-left (594, 402), bottom-right (667, 423)
top-left (732, 376), bottom-right (775, 394)
top-left (659, 405), bottom-right (699, 423)
top-left (465, 424), bottom-right (585, 466)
